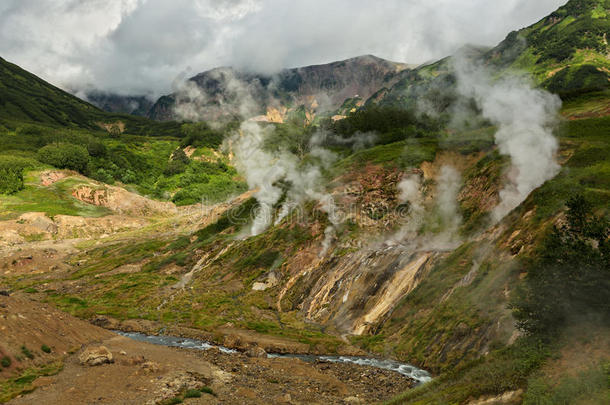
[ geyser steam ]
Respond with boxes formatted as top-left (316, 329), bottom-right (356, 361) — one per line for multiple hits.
top-left (454, 57), bottom-right (561, 221)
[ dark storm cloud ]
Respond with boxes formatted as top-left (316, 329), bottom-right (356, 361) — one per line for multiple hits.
top-left (0, 0), bottom-right (566, 96)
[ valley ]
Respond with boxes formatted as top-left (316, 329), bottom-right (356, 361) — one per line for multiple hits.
top-left (0, 0), bottom-right (609, 404)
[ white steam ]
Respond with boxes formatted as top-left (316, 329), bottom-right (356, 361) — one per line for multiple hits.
top-left (232, 121), bottom-right (351, 256)
top-left (454, 58), bottom-right (561, 221)
top-left (388, 165), bottom-right (462, 249)
top-left (436, 165), bottom-right (462, 233)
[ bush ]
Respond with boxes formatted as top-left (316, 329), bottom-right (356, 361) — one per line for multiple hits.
top-left (180, 122), bottom-right (224, 149)
top-left (41, 345), bottom-right (51, 354)
top-left (184, 389), bottom-right (201, 398)
top-left (37, 143), bottom-right (90, 173)
top-left (200, 386), bottom-right (216, 396)
top-left (20, 346), bottom-right (34, 359)
top-left (87, 140), bottom-right (107, 157)
top-left (0, 155), bottom-right (34, 194)
top-left (0, 168), bottom-right (24, 194)
top-left (511, 195), bottom-right (610, 335)
top-left (170, 148), bottom-right (189, 165)
top-left (163, 159), bottom-right (187, 176)
top-left (0, 356), bottom-right (11, 368)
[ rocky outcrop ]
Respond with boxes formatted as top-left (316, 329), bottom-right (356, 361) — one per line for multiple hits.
top-left (71, 185), bottom-right (177, 216)
top-left (79, 346), bottom-right (114, 366)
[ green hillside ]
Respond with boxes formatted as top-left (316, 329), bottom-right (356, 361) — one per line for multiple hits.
top-left (0, 56), bottom-right (101, 128)
top-left (0, 56), bottom-right (182, 137)
top-left (369, 0), bottom-right (610, 110)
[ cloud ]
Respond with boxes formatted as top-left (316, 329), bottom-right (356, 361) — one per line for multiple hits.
top-left (0, 0), bottom-right (566, 96)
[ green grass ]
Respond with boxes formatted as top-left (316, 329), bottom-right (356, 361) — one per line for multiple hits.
top-left (0, 362), bottom-right (63, 403)
top-left (386, 338), bottom-right (552, 405)
top-left (0, 175), bottom-right (111, 220)
top-left (523, 362), bottom-right (610, 404)
top-left (335, 138), bottom-right (438, 170)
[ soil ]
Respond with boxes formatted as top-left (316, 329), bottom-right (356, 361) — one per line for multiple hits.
top-left (2, 295), bottom-right (413, 404)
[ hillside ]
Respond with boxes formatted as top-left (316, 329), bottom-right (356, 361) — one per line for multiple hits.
top-left (148, 55), bottom-right (410, 123)
top-left (0, 57), bottom-right (102, 128)
top-left (0, 56), bottom-right (183, 138)
top-left (368, 0), bottom-right (610, 110)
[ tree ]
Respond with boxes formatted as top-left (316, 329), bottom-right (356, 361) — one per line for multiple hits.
top-left (0, 156), bottom-right (31, 194)
top-left (511, 195), bottom-right (609, 336)
top-left (37, 143), bottom-right (90, 173)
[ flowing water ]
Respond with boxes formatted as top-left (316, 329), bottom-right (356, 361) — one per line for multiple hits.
top-left (115, 331), bottom-right (432, 383)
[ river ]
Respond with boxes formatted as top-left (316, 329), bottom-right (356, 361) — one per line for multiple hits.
top-left (115, 330), bottom-right (432, 384)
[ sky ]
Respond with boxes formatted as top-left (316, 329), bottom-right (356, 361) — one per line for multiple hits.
top-left (0, 0), bottom-right (567, 98)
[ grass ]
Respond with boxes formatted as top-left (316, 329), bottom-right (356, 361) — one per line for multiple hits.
top-left (0, 175), bottom-right (111, 220)
top-left (523, 362), bottom-right (610, 404)
top-left (0, 361), bottom-right (63, 403)
top-left (334, 138), bottom-right (438, 171)
top-left (386, 337), bottom-right (552, 405)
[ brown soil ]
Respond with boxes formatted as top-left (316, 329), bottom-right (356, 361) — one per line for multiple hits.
top-left (2, 295), bottom-right (413, 404)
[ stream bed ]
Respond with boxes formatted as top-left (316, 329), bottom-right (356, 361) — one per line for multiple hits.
top-left (115, 331), bottom-right (432, 383)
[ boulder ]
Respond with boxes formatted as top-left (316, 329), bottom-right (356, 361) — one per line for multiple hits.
top-left (18, 212), bottom-right (57, 234)
top-left (245, 345), bottom-right (267, 358)
top-left (79, 346), bottom-right (114, 366)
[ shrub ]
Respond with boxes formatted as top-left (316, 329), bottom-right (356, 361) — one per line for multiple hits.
top-left (41, 345), bottom-right (51, 354)
top-left (0, 156), bottom-right (33, 195)
top-left (184, 389), bottom-right (201, 398)
top-left (1, 356), bottom-right (11, 368)
top-left (511, 195), bottom-right (610, 335)
top-left (163, 159), bottom-right (187, 176)
top-left (0, 168), bottom-right (24, 194)
top-left (200, 386), bottom-right (216, 396)
top-left (87, 140), bottom-right (107, 157)
top-left (180, 122), bottom-right (224, 149)
top-left (170, 148), bottom-right (189, 165)
top-left (37, 143), bottom-right (90, 173)
top-left (20, 346), bottom-right (34, 359)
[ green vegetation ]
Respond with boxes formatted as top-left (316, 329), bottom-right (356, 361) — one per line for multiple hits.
top-left (0, 356), bottom-right (11, 368)
top-left (325, 106), bottom-right (441, 146)
top-left (37, 143), bottom-right (90, 172)
top-left (0, 120), bottom-right (245, 211)
top-left (0, 362), bottom-right (63, 403)
top-left (20, 346), bottom-right (34, 360)
top-left (159, 396), bottom-right (183, 405)
top-left (511, 195), bottom-right (609, 335)
top-left (523, 362), bottom-right (610, 404)
top-left (41, 345), bottom-right (51, 354)
top-left (387, 337), bottom-right (552, 404)
top-left (0, 156), bottom-right (34, 195)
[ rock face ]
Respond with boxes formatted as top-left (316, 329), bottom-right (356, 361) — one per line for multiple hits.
top-left (79, 346), bottom-right (114, 366)
top-left (148, 55), bottom-right (410, 122)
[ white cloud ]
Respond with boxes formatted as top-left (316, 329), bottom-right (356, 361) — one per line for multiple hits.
top-left (0, 0), bottom-right (566, 96)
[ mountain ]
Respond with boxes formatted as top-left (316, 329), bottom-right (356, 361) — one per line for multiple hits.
top-left (0, 56), bottom-right (103, 128)
top-left (0, 56), bottom-right (182, 137)
top-left (0, 0), bottom-right (609, 404)
top-left (148, 55), bottom-right (411, 123)
top-left (367, 0), bottom-right (610, 108)
top-left (85, 91), bottom-right (154, 117)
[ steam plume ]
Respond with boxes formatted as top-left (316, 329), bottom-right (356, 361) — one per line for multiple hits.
top-left (454, 57), bottom-right (561, 221)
